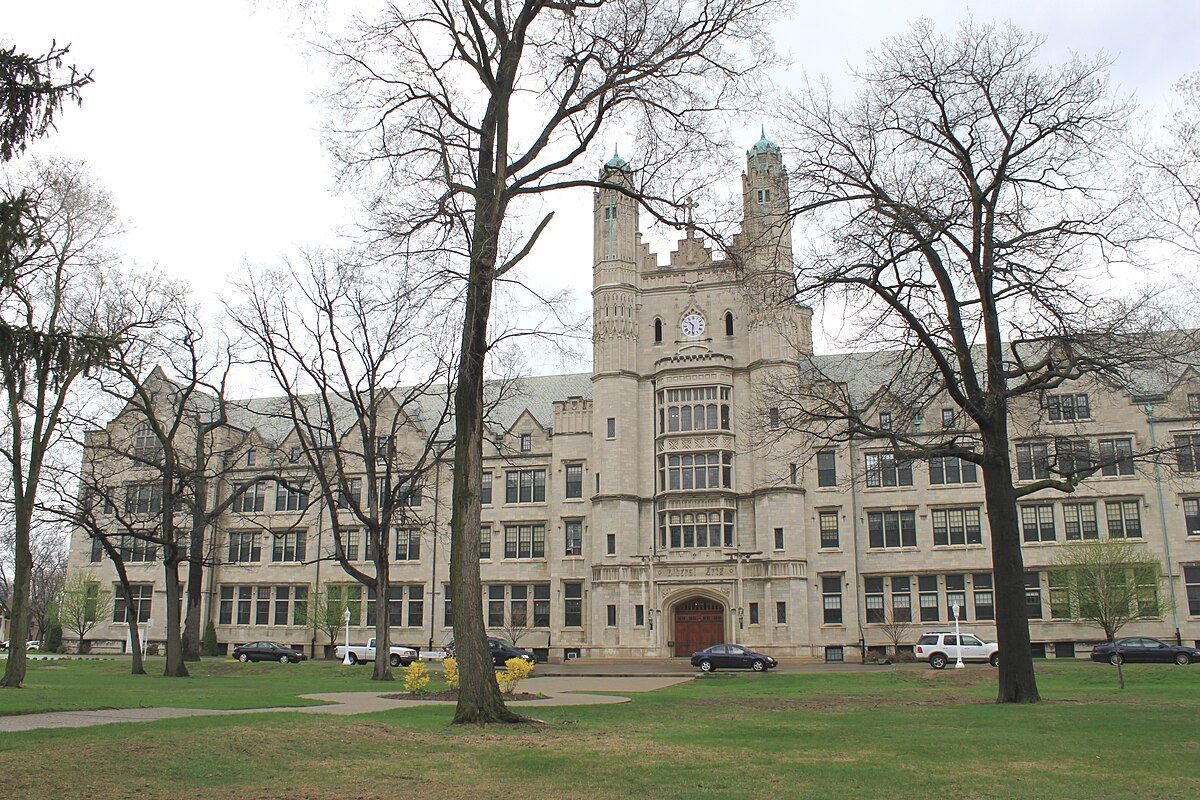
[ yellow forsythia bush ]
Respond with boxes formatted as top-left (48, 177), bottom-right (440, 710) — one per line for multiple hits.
top-left (497, 657), bottom-right (534, 694)
top-left (442, 656), bottom-right (459, 690)
top-left (403, 661), bottom-right (430, 694)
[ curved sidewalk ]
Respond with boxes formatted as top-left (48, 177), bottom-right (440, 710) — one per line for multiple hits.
top-left (0, 675), bottom-right (690, 733)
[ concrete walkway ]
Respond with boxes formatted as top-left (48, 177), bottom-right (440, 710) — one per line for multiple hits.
top-left (0, 675), bottom-right (690, 733)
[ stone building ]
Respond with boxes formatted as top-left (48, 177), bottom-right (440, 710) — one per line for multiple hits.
top-left (66, 137), bottom-right (1200, 661)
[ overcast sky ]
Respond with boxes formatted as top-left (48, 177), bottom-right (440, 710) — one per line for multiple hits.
top-left (5, 1), bottom-right (1198, 373)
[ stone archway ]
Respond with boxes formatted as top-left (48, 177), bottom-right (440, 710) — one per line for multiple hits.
top-left (672, 597), bottom-right (726, 657)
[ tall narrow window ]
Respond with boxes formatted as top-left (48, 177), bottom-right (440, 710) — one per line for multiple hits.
top-left (822, 576), bottom-right (842, 624)
top-left (480, 472), bottom-right (493, 505)
top-left (816, 450), bottom-right (837, 487)
top-left (724, 312), bottom-right (733, 336)
top-left (1025, 572), bottom-right (1043, 619)
top-left (973, 574), bottom-right (994, 620)
top-left (607, 418), bottom-right (616, 439)
top-left (565, 464), bottom-right (583, 499)
top-left (918, 575), bottom-right (939, 622)
top-left (891, 577), bottom-right (912, 622)
top-left (819, 511), bottom-right (839, 548)
top-left (564, 521), bottom-right (583, 556)
top-left (864, 577), bottom-right (885, 623)
top-left (654, 319), bottom-right (663, 343)
top-left (564, 582), bottom-right (583, 627)
top-left (773, 527), bottom-right (784, 550)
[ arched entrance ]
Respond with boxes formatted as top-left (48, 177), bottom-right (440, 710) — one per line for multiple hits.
top-left (672, 597), bottom-right (725, 657)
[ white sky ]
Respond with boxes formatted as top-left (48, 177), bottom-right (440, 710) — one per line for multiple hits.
top-left (5, 0), bottom-right (1199, 375)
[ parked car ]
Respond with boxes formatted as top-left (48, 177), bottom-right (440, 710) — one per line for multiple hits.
top-left (26, 641), bottom-right (40, 652)
top-left (690, 644), bottom-right (777, 672)
top-left (231, 641), bottom-right (307, 663)
top-left (915, 632), bottom-right (1000, 669)
top-left (1090, 637), bottom-right (1200, 666)
top-left (445, 637), bottom-right (536, 667)
top-left (334, 638), bottom-right (417, 667)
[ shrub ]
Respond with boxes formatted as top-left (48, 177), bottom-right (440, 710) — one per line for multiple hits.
top-left (403, 661), bottom-right (430, 694)
top-left (442, 656), bottom-right (459, 689)
top-left (43, 622), bottom-right (63, 653)
top-left (202, 621), bottom-right (219, 657)
top-left (497, 657), bottom-right (534, 694)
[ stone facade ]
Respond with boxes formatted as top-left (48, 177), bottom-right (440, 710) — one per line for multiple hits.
top-left (66, 139), bottom-right (1200, 661)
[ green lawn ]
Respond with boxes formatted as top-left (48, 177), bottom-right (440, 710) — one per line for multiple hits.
top-left (0, 661), bottom-right (1197, 799)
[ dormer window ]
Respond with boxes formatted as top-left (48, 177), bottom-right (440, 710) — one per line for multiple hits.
top-left (520, 434), bottom-right (532, 452)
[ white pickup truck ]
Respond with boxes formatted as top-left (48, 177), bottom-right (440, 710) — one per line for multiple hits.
top-left (335, 637), bottom-right (418, 667)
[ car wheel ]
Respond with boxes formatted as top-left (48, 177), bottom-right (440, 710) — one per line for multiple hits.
top-left (389, 654), bottom-right (402, 668)
top-left (238, 653), bottom-right (250, 663)
top-left (751, 659), bottom-right (766, 672)
top-left (348, 652), bottom-right (359, 665)
top-left (989, 653), bottom-right (1000, 668)
top-left (699, 659), bottom-right (714, 672)
top-left (1109, 653), bottom-right (1123, 666)
top-left (930, 653), bottom-right (947, 670)
top-left (1174, 652), bottom-right (1191, 666)
top-left (279, 655), bottom-right (289, 664)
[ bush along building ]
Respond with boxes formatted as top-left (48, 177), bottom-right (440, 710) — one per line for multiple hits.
top-left (67, 138), bottom-right (1200, 662)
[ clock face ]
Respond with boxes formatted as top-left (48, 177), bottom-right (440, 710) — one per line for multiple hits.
top-left (681, 313), bottom-right (706, 338)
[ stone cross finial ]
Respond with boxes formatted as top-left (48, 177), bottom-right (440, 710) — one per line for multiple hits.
top-left (683, 196), bottom-right (699, 237)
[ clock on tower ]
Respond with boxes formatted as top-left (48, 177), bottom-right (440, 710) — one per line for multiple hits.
top-left (681, 313), bottom-right (706, 338)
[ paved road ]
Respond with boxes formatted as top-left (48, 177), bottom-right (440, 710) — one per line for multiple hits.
top-left (0, 675), bottom-right (691, 733)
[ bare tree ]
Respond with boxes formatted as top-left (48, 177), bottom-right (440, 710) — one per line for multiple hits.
top-left (771, 19), bottom-right (1192, 704)
top-left (878, 609), bottom-right (914, 661)
top-left (1135, 71), bottom-right (1200, 257)
top-left (310, 582), bottom-right (353, 657)
top-left (54, 569), bottom-right (111, 653)
top-left (329, 0), bottom-right (775, 724)
top-left (1052, 540), bottom-right (1167, 690)
top-left (235, 249), bottom-right (453, 681)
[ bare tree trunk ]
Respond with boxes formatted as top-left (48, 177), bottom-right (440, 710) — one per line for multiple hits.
top-left (981, 425), bottom-right (1040, 704)
top-left (108, 544), bottom-right (145, 675)
top-left (371, 554), bottom-right (393, 682)
top-left (0, 510), bottom-right (32, 688)
top-left (162, 558), bottom-right (188, 678)
top-left (182, 532), bottom-right (205, 662)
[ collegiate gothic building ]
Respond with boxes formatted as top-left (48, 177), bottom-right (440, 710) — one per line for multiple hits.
top-left (67, 137), bottom-right (1200, 661)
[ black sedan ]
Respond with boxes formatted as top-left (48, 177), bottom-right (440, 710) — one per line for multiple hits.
top-left (690, 644), bottom-right (777, 672)
top-left (445, 637), bottom-right (537, 667)
top-left (1090, 637), bottom-right (1200, 666)
top-left (232, 641), bottom-right (307, 664)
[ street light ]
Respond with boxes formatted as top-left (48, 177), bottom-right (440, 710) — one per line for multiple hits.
top-left (342, 607), bottom-right (353, 665)
top-left (952, 603), bottom-right (964, 669)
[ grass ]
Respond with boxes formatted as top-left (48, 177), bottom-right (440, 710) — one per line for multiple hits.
top-left (0, 661), bottom-right (1197, 799)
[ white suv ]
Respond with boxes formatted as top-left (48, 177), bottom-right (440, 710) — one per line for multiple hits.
top-left (915, 632), bottom-right (1000, 669)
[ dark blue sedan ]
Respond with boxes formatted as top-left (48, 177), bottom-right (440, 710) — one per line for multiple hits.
top-left (1090, 637), bottom-right (1200, 666)
top-left (690, 644), bottom-right (777, 672)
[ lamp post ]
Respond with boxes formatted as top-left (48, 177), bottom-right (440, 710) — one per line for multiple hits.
top-left (342, 607), bottom-right (353, 665)
top-left (952, 603), bottom-right (964, 669)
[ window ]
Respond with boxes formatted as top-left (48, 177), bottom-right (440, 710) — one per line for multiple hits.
top-left (1063, 502), bottom-right (1099, 540)
top-left (756, 187), bottom-right (772, 204)
top-left (1046, 393), bottom-right (1090, 421)
top-left (1098, 438), bottom-right (1134, 476)
top-left (724, 312), bottom-right (733, 336)
top-left (891, 576), bottom-right (912, 622)
top-left (488, 585), bottom-right (505, 627)
top-left (654, 318), bottom-right (663, 343)
top-left (408, 585), bottom-right (424, 627)
top-left (337, 478), bottom-right (362, 510)
top-left (867, 510), bottom-right (917, 549)
top-left (878, 411), bottom-right (892, 431)
top-left (941, 408), bottom-right (958, 429)
top-left (824, 646), bottom-right (844, 663)
top-left (659, 387), bottom-right (731, 433)
top-left (773, 527), bottom-right (785, 550)
top-left (272, 531), bottom-right (306, 562)
top-left (1055, 438), bottom-right (1092, 475)
top-left (819, 511), bottom-right (839, 549)
top-left (822, 575), bottom-right (842, 624)
top-left (606, 533), bottom-right (616, 555)
top-left (606, 605), bottom-right (617, 627)
top-left (534, 585), bottom-right (550, 627)
top-left (114, 584), bottom-right (152, 623)
top-left (564, 582), bottom-right (583, 627)
top-left (1185, 498), bottom-right (1200, 536)
top-left (118, 536), bottom-right (157, 563)
top-left (394, 528), bottom-right (421, 560)
top-left (520, 434), bottom-right (532, 452)
top-left (564, 521), bottom-right (583, 556)
top-left (1190, 394), bottom-right (1200, 415)
top-left (769, 407), bottom-right (780, 430)
top-left (864, 577), bottom-right (884, 623)
top-left (131, 423), bottom-right (161, 461)
top-left (1185, 566), bottom-right (1200, 616)
top-left (748, 602), bottom-right (759, 625)
top-left (816, 450), bottom-right (837, 487)
top-left (635, 605), bottom-right (645, 626)
top-left (789, 463), bottom-right (798, 485)
top-left (946, 574), bottom-right (967, 621)
top-left (89, 536), bottom-right (103, 563)
top-left (480, 526), bottom-right (492, 559)
top-left (1015, 442), bottom-right (1051, 481)
top-left (932, 507), bottom-right (982, 546)
top-left (928, 455), bottom-right (977, 485)
top-left (480, 472), bottom-right (492, 505)
top-left (505, 469), bottom-right (546, 503)
top-left (375, 436), bottom-right (393, 461)
top-left (918, 575), bottom-right (939, 622)
top-left (659, 452), bottom-right (733, 491)
top-left (275, 482), bottom-right (309, 512)
top-left (1025, 572), bottom-right (1043, 619)
top-left (443, 584), bottom-right (453, 628)
top-left (124, 483), bottom-right (162, 515)
top-left (1176, 434), bottom-right (1200, 473)
top-left (1105, 500), bottom-right (1142, 538)
top-left (1048, 570), bottom-right (1071, 619)
top-left (255, 586), bottom-right (271, 625)
top-left (287, 585), bottom-right (309, 626)
top-left (246, 449), bottom-right (256, 467)
top-left (503, 524), bottom-right (546, 559)
top-left (227, 531), bottom-right (260, 563)
top-left (864, 453), bottom-right (913, 487)
top-left (607, 418), bottom-right (616, 439)
top-left (659, 509), bottom-right (734, 549)
top-left (973, 574), bottom-right (994, 621)
top-left (565, 464), bottom-right (583, 498)
top-left (776, 601), bottom-right (788, 625)
top-left (1020, 504), bottom-right (1056, 542)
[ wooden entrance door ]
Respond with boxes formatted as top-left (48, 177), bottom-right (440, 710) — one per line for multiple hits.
top-left (673, 598), bottom-right (725, 657)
